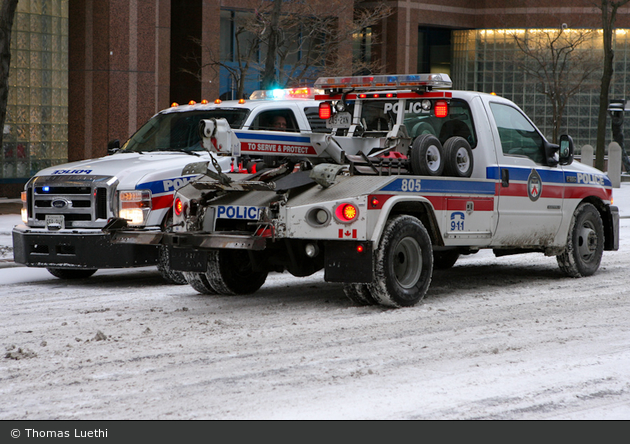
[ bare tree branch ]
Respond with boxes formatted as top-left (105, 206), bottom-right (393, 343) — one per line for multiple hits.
top-left (181, 0), bottom-right (392, 99)
top-left (513, 27), bottom-right (601, 143)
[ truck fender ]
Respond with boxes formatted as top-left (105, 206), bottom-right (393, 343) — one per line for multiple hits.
top-left (369, 195), bottom-right (442, 247)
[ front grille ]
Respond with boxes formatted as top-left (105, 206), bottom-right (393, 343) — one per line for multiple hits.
top-left (27, 176), bottom-right (116, 228)
top-left (35, 213), bottom-right (92, 222)
top-left (95, 187), bottom-right (108, 219)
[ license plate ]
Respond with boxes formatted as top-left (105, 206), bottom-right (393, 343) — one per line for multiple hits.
top-left (45, 215), bottom-right (65, 231)
top-left (326, 112), bottom-right (352, 129)
top-left (169, 248), bottom-right (207, 272)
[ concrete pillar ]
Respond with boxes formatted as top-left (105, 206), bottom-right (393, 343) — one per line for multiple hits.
top-left (608, 142), bottom-right (622, 188)
top-left (68, 0), bottom-right (162, 161)
top-left (580, 145), bottom-right (593, 167)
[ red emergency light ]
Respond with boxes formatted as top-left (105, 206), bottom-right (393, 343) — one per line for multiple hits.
top-left (319, 102), bottom-right (332, 120)
top-left (434, 100), bottom-right (449, 118)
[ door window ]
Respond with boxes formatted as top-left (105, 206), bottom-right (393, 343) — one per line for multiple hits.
top-left (490, 103), bottom-right (544, 164)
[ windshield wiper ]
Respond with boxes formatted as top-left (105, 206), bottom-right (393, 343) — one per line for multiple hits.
top-left (163, 149), bottom-right (201, 156)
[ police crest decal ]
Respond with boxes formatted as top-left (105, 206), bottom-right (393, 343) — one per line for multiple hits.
top-left (527, 169), bottom-right (542, 202)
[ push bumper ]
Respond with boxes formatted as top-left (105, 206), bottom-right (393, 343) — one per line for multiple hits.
top-left (110, 230), bottom-right (267, 251)
top-left (12, 225), bottom-right (159, 268)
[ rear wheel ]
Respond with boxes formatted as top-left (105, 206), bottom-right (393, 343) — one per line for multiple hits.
top-left (410, 134), bottom-right (444, 176)
top-left (368, 215), bottom-right (433, 307)
top-left (184, 271), bottom-right (217, 294)
top-left (46, 268), bottom-right (97, 279)
top-left (157, 245), bottom-right (187, 285)
top-left (342, 283), bottom-right (378, 306)
top-left (205, 250), bottom-right (268, 295)
top-left (557, 203), bottom-right (604, 277)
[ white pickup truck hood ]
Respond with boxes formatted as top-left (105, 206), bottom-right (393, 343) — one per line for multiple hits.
top-left (32, 151), bottom-right (233, 190)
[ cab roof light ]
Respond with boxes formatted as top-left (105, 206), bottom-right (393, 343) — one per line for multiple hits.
top-left (314, 73), bottom-right (452, 91)
top-left (249, 87), bottom-right (323, 100)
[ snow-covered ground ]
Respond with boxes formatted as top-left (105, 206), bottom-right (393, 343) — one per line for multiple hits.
top-left (0, 184), bottom-right (629, 419)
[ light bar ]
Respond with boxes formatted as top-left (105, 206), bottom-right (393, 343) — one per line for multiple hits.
top-left (249, 87), bottom-right (323, 100)
top-left (314, 73), bottom-right (452, 91)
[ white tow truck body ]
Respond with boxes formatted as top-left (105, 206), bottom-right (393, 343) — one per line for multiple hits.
top-left (111, 74), bottom-right (619, 306)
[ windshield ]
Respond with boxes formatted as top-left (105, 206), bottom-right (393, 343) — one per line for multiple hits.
top-left (121, 109), bottom-right (249, 153)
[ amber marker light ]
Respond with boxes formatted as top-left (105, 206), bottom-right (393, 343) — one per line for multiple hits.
top-left (214, 99), bottom-right (222, 104)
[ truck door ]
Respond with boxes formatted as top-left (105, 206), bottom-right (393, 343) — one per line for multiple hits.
top-left (487, 102), bottom-right (564, 246)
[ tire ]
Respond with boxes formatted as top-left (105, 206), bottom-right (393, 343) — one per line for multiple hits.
top-left (433, 250), bottom-right (460, 270)
top-left (205, 250), bottom-right (268, 295)
top-left (557, 203), bottom-right (604, 277)
top-left (46, 268), bottom-right (97, 279)
top-left (409, 134), bottom-right (444, 176)
top-left (157, 245), bottom-right (188, 285)
top-left (342, 283), bottom-right (378, 306)
top-left (368, 215), bottom-right (433, 307)
top-left (443, 136), bottom-right (474, 177)
top-left (184, 271), bottom-right (218, 294)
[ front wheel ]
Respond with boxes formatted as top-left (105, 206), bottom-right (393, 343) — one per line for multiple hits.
top-left (368, 215), bottom-right (433, 307)
top-left (556, 203), bottom-right (604, 277)
top-left (46, 268), bottom-right (97, 279)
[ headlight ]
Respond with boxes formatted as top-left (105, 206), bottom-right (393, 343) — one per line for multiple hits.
top-left (119, 190), bottom-right (152, 225)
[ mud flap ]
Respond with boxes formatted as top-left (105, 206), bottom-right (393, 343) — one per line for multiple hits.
top-left (605, 205), bottom-right (619, 251)
top-left (168, 247), bottom-right (208, 272)
top-left (324, 241), bottom-right (373, 283)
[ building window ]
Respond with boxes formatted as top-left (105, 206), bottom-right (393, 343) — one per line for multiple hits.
top-left (452, 28), bottom-right (630, 151)
top-left (2, 0), bottom-right (68, 181)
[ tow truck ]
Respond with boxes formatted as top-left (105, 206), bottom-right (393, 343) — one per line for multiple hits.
top-left (110, 74), bottom-right (619, 307)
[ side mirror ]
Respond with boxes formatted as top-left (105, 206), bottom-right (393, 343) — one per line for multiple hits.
top-left (107, 139), bottom-right (120, 155)
top-left (543, 139), bottom-right (559, 167)
top-left (558, 134), bottom-right (574, 166)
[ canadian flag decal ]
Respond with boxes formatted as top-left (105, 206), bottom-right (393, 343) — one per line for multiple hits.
top-left (339, 229), bottom-right (357, 239)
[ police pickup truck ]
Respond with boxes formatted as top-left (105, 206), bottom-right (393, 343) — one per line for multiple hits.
top-left (12, 88), bottom-right (326, 282)
top-left (110, 74), bottom-right (619, 307)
